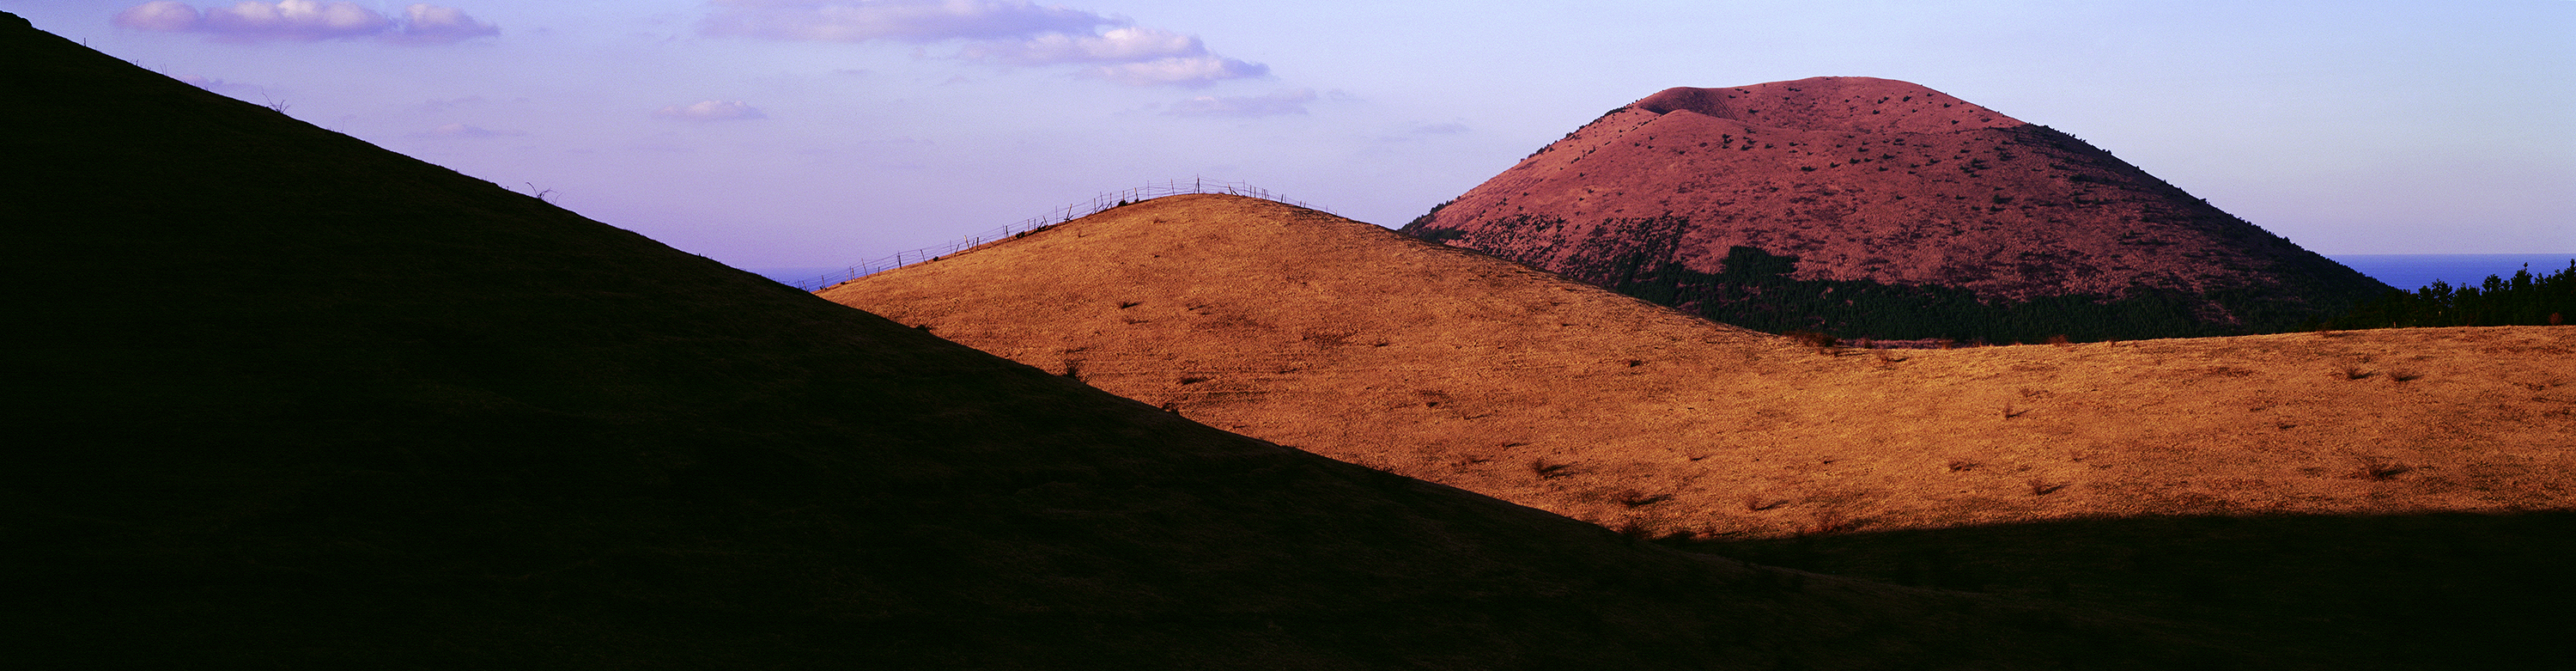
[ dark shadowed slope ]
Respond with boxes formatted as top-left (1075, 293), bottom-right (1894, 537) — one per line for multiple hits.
top-left (0, 13), bottom-right (2232, 669)
top-left (1402, 76), bottom-right (2388, 342)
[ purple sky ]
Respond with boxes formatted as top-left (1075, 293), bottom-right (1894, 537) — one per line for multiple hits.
top-left (16, 1), bottom-right (2573, 269)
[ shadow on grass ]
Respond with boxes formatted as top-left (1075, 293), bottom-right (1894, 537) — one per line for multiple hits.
top-left (1661, 510), bottom-right (2576, 669)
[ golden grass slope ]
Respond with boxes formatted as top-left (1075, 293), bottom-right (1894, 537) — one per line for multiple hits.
top-left (826, 193), bottom-right (2576, 540)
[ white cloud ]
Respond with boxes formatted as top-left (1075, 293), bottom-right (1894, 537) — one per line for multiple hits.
top-left (703, 1), bottom-right (1267, 87)
top-left (1166, 88), bottom-right (1315, 117)
top-left (394, 4), bottom-right (501, 44)
top-left (699, 0), bottom-right (1112, 42)
top-left (111, 2), bottom-right (499, 45)
top-left (653, 100), bottom-right (769, 121)
top-left (1095, 55), bottom-right (1267, 88)
top-left (198, 1), bottom-right (391, 40)
top-left (113, 2), bottom-right (202, 32)
top-left (963, 26), bottom-right (1197, 64)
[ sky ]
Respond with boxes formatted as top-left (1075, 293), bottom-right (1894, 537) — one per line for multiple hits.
top-left (13, 1), bottom-right (2573, 271)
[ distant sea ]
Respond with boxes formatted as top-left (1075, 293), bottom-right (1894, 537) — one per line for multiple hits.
top-left (2324, 254), bottom-right (2576, 292)
top-left (740, 255), bottom-right (2576, 295)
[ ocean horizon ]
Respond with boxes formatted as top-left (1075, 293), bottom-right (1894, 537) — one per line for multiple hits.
top-left (2326, 253), bottom-right (2576, 292)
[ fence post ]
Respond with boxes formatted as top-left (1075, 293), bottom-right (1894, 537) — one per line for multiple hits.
top-left (806, 180), bottom-right (1323, 286)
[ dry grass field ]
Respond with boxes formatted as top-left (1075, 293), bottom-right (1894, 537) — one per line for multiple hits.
top-left (828, 193), bottom-right (2576, 665)
top-left (829, 194), bottom-right (2574, 540)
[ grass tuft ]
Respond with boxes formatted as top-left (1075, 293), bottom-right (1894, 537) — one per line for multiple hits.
top-left (2356, 459), bottom-right (2413, 480)
top-left (1799, 508), bottom-right (1862, 535)
top-left (1784, 330), bottom-right (1841, 355)
top-left (1615, 489), bottom-right (1673, 508)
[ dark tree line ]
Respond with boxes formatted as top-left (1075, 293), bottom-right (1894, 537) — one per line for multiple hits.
top-left (2318, 260), bottom-right (2575, 329)
top-left (1605, 246), bottom-right (2375, 345)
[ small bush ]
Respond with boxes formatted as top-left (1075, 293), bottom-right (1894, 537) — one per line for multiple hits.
top-left (1413, 228), bottom-right (1467, 243)
top-left (2356, 459), bottom-right (2412, 480)
top-left (1783, 330), bottom-right (1840, 355)
top-left (1800, 508), bottom-right (1862, 535)
top-left (1614, 490), bottom-right (1672, 508)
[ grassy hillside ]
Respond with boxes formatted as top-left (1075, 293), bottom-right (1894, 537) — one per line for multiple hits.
top-left (0, 11), bottom-right (2238, 669)
top-left (829, 193), bottom-right (2576, 668)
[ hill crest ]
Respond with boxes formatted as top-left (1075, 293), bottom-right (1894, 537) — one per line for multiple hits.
top-left (1631, 76), bottom-right (2023, 134)
top-left (1403, 77), bottom-right (2387, 342)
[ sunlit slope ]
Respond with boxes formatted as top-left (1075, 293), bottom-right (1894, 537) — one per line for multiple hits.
top-left (1400, 76), bottom-right (2390, 341)
top-left (0, 13), bottom-right (2229, 669)
top-left (829, 194), bottom-right (2576, 541)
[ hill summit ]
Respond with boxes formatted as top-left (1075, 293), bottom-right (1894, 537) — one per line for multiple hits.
top-left (1401, 76), bottom-right (2388, 342)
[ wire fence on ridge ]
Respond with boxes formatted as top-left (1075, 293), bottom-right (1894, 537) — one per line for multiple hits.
top-left (783, 178), bottom-right (1332, 291)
